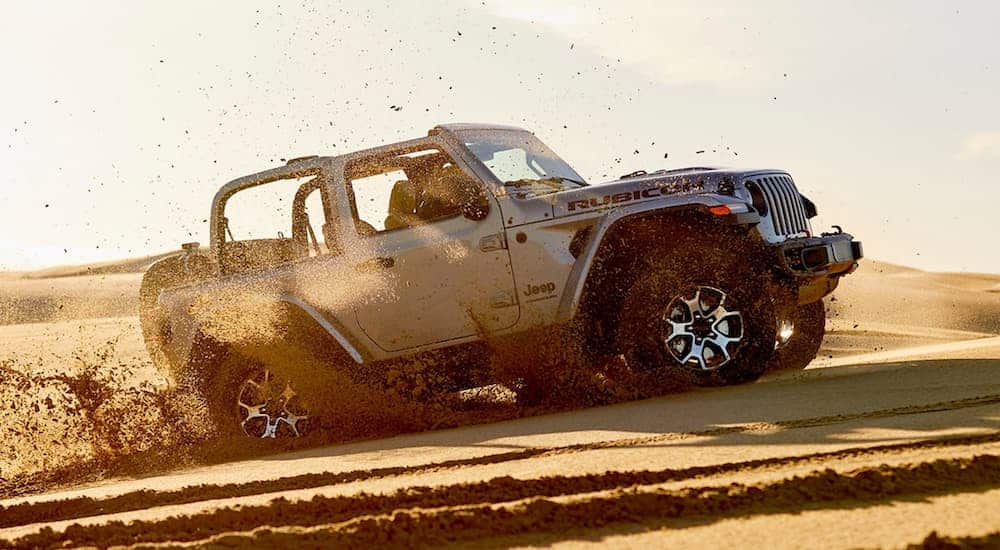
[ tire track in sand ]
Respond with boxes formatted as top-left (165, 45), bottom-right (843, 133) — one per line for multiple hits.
top-left (2, 396), bottom-right (997, 532)
top-left (903, 530), bottom-right (1000, 549)
top-left (7, 454), bottom-right (993, 550)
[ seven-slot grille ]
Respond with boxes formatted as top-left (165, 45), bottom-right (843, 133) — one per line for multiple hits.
top-left (748, 174), bottom-right (810, 237)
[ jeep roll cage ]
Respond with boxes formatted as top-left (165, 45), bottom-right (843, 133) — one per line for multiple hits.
top-left (205, 123), bottom-right (567, 270)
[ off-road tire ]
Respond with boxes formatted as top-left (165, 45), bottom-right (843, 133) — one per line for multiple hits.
top-left (485, 325), bottom-right (599, 407)
top-left (202, 352), bottom-right (314, 438)
top-left (618, 230), bottom-right (777, 386)
top-left (201, 351), bottom-right (255, 437)
top-left (772, 299), bottom-right (826, 371)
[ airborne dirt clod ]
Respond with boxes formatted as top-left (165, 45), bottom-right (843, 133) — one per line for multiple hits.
top-left (0, 335), bottom-right (211, 486)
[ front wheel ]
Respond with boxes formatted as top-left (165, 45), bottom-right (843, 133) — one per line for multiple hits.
top-left (619, 238), bottom-right (777, 386)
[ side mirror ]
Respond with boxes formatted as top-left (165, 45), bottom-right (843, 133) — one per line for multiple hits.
top-left (460, 181), bottom-right (491, 221)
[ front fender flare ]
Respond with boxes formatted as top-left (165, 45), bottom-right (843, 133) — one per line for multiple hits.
top-left (555, 194), bottom-right (758, 323)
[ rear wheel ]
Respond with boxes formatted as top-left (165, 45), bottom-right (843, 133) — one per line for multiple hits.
top-left (618, 235), bottom-right (777, 386)
top-left (204, 354), bottom-right (310, 438)
top-left (772, 300), bottom-right (826, 371)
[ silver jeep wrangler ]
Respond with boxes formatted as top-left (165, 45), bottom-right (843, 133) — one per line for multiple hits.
top-left (140, 123), bottom-right (862, 437)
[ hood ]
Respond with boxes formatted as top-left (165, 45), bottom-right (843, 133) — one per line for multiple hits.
top-left (551, 168), bottom-right (724, 216)
top-left (502, 167), bottom-right (734, 224)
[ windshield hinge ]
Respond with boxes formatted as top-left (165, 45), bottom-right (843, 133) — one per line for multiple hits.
top-left (479, 233), bottom-right (508, 252)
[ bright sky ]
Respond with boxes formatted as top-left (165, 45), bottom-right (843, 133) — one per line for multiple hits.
top-left (1, 1), bottom-right (998, 272)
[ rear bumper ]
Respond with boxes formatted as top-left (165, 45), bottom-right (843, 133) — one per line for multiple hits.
top-left (774, 231), bottom-right (863, 278)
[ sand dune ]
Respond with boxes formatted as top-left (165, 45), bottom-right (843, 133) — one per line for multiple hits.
top-left (18, 251), bottom-right (178, 280)
top-left (0, 257), bottom-right (997, 549)
top-left (0, 274), bottom-right (141, 326)
top-left (0, 251), bottom-right (178, 325)
top-left (829, 259), bottom-right (1000, 335)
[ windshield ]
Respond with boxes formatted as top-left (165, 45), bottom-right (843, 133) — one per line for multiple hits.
top-left (459, 130), bottom-right (587, 196)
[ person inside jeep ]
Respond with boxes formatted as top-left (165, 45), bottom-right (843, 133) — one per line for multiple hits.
top-left (352, 149), bottom-right (482, 234)
top-left (384, 180), bottom-right (421, 230)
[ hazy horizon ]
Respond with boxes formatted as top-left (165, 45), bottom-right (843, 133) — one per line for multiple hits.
top-left (2, 1), bottom-right (998, 273)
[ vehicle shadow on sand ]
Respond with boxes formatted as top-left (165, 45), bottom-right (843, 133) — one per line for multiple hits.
top-left (262, 356), bottom-right (1000, 464)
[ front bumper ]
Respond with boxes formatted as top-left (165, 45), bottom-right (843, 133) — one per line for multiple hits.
top-left (775, 231), bottom-right (863, 278)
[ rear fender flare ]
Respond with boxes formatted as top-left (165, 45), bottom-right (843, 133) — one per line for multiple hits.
top-left (277, 295), bottom-right (367, 364)
top-left (159, 294), bottom-right (368, 378)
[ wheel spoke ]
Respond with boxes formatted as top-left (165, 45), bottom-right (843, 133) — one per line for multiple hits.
top-left (667, 318), bottom-right (687, 336)
top-left (665, 332), bottom-right (691, 355)
top-left (682, 294), bottom-right (702, 317)
top-left (697, 288), bottom-right (722, 316)
top-left (262, 416), bottom-right (280, 438)
top-left (280, 382), bottom-right (297, 401)
top-left (712, 311), bottom-right (743, 342)
top-left (238, 401), bottom-right (265, 417)
top-left (680, 339), bottom-right (707, 369)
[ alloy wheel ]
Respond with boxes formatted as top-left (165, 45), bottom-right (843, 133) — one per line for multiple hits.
top-left (236, 369), bottom-right (309, 438)
top-left (661, 285), bottom-right (745, 371)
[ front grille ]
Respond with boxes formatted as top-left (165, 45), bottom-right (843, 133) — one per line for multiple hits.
top-left (750, 175), bottom-right (810, 237)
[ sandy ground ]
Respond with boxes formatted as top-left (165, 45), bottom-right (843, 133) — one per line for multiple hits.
top-left (0, 259), bottom-right (998, 549)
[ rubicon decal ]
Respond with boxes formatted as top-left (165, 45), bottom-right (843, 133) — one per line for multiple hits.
top-left (565, 182), bottom-right (704, 211)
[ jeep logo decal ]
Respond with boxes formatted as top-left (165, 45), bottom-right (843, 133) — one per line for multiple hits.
top-left (566, 181), bottom-right (704, 211)
top-left (523, 281), bottom-right (556, 297)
